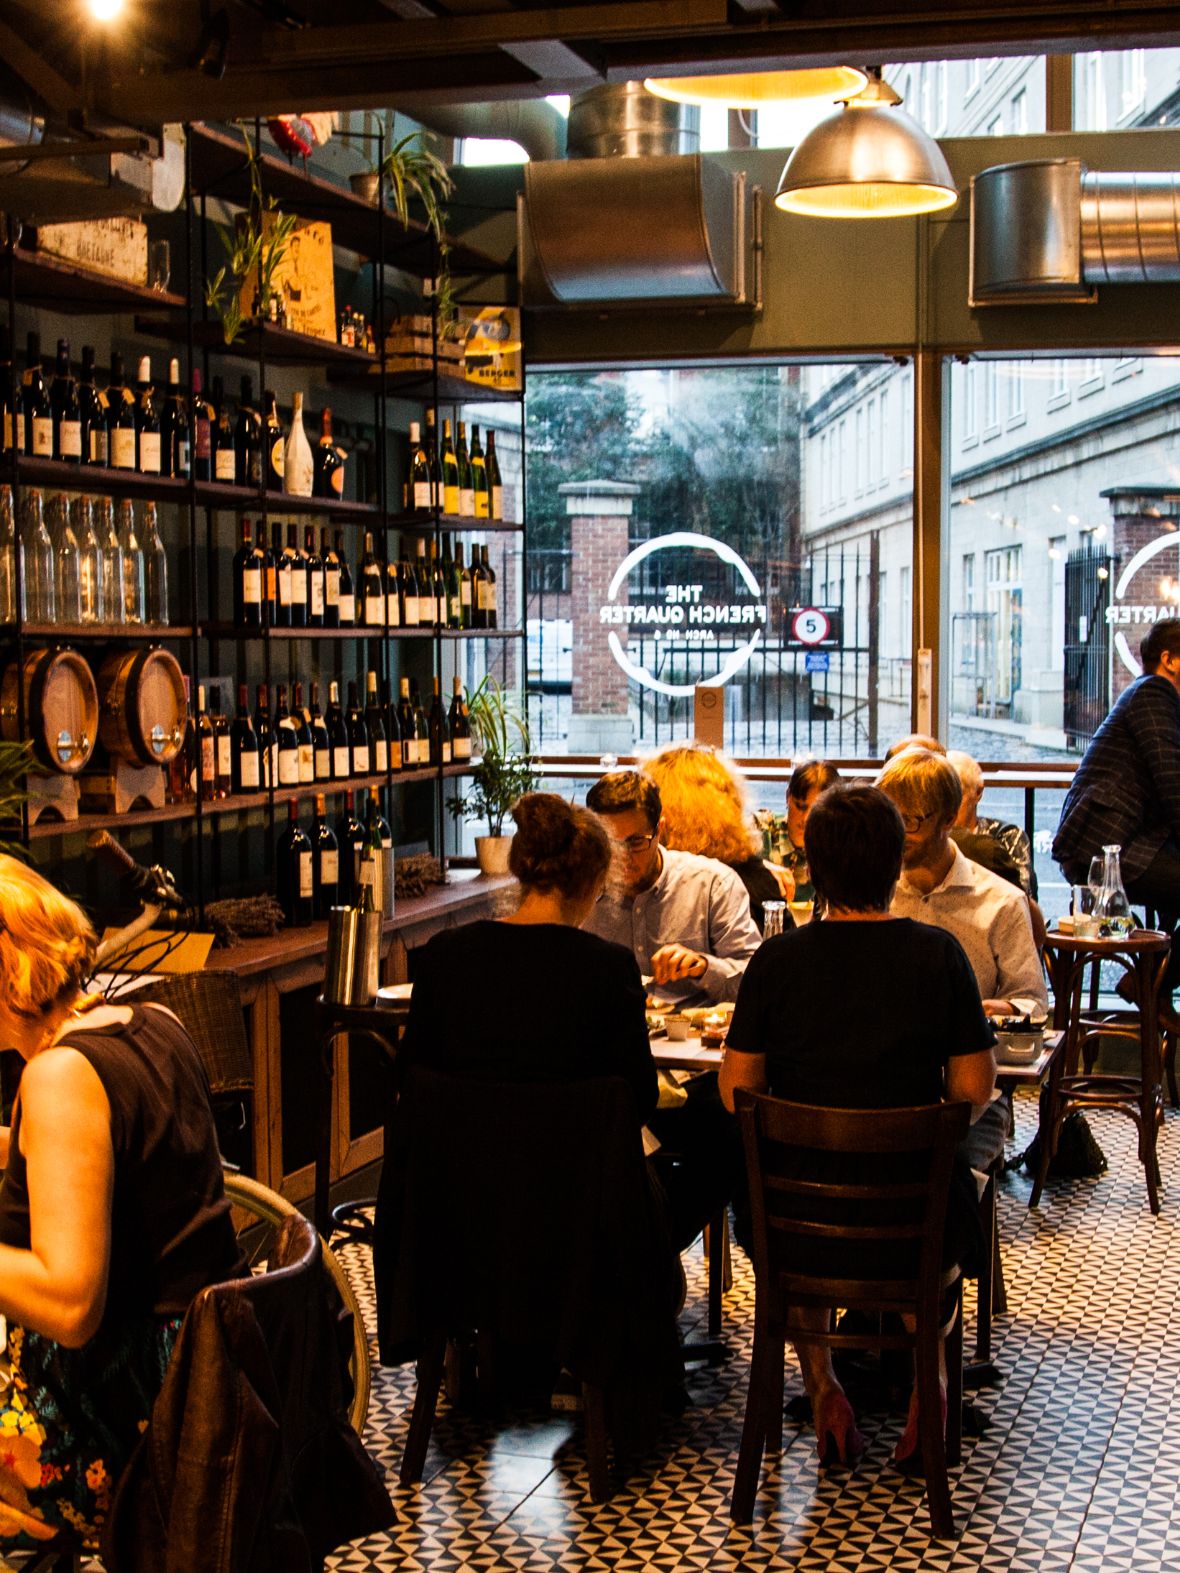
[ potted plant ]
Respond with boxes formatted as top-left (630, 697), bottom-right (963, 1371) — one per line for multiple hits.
top-left (206, 133), bottom-right (298, 345)
top-left (352, 133), bottom-right (460, 338)
top-left (0, 739), bottom-right (30, 858)
top-left (447, 677), bottom-right (536, 875)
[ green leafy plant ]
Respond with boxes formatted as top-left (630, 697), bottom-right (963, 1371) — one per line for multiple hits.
top-left (205, 133), bottom-right (299, 345)
top-left (378, 133), bottom-right (461, 341)
top-left (447, 677), bottom-right (536, 839)
top-left (0, 739), bottom-right (31, 859)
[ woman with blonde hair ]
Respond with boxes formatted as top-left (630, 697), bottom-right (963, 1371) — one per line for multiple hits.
top-left (0, 855), bottom-right (243, 1551)
top-left (646, 743), bottom-right (785, 931)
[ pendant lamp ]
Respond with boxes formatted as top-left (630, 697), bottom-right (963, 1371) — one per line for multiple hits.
top-left (774, 69), bottom-right (958, 219)
top-left (644, 66), bottom-right (868, 109)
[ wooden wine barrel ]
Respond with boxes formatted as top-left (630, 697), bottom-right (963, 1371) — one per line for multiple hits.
top-left (0, 647), bottom-right (99, 774)
top-left (96, 647), bottom-right (186, 767)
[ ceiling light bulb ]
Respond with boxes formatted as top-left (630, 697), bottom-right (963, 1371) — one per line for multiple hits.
top-left (87, 0), bottom-right (125, 19)
top-left (644, 67), bottom-right (868, 109)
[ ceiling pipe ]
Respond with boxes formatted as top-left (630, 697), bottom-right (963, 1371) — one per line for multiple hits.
top-left (408, 100), bottom-right (567, 163)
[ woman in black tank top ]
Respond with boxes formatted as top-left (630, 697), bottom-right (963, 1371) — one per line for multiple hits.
top-left (0, 854), bottom-right (243, 1551)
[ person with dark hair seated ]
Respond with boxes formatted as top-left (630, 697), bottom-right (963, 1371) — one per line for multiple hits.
top-left (720, 786), bottom-right (996, 1472)
top-left (776, 760), bottom-right (841, 898)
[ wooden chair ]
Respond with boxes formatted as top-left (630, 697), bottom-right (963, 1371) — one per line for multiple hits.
top-left (730, 1094), bottom-right (972, 1539)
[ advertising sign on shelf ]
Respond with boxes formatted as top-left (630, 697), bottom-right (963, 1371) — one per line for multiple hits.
top-left (239, 214), bottom-right (337, 342)
top-left (461, 306), bottom-right (522, 393)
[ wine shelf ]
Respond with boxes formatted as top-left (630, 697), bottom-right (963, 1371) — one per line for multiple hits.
top-left (195, 483), bottom-right (378, 519)
top-left (2, 623), bottom-right (193, 641)
top-left (27, 803), bottom-right (195, 840)
top-left (328, 365), bottom-right (522, 404)
top-left (0, 248), bottom-right (187, 316)
top-left (134, 316), bottom-right (380, 372)
top-left (10, 459), bottom-right (378, 519)
top-left (200, 621), bottom-right (523, 641)
top-left (388, 510), bottom-right (524, 534)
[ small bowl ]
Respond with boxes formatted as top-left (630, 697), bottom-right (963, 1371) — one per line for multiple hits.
top-left (995, 1029), bottom-right (1043, 1064)
top-left (665, 1015), bottom-right (691, 1042)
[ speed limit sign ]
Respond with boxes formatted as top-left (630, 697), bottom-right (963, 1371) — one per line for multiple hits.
top-left (791, 608), bottom-right (831, 646)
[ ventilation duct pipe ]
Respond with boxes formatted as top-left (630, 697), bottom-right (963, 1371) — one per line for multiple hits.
top-left (971, 157), bottom-right (1180, 305)
top-left (409, 101), bottom-right (567, 163)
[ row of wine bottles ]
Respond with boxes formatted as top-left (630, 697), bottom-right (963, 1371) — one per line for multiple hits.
top-left (0, 331), bottom-right (347, 499)
top-left (407, 414), bottom-right (504, 522)
top-left (232, 524), bottom-right (498, 632)
top-left (180, 671), bottom-right (472, 801)
top-left (276, 787), bottom-right (392, 927)
top-left (0, 485), bottom-right (168, 626)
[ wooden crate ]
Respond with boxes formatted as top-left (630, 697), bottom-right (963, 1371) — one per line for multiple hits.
top-left (32, 218), bottom-right (148, 285)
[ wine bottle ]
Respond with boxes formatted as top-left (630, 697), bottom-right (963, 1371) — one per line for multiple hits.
top-left (321, 528), bottom-right (339, 629)
top-left (367, 784), bottom-right (395, 913)
top-left (471, 542), bottom-right (487, 631)
top-left (304, 524), bottom-right (324, 628)
top-left (292, 680), bottom-right (315, 784)
top-left (361, 531), bottom-right (384, 627)
top-left (276, 799), bottom-right (314, 927)
top-left (253, 683), bottom-right (275, 791)
top-left (457, 420), bottom-right (474, 517)
top-left (262, 390), bottom-right (285, 491)
top-left (335, 530), bottom-right (355, 626)
top-left (94, 497), bottom-right (124, 624)
top-left (286, 522), bottom-right (307, 629)
top-left (142, 501), bottom-right (168, 625)
top-left (443, 534), bottom-right (461, 629)
top-left (486, 428), bottom-right (504, 521)
top-left (273, 684), bottom-right (300, 788)
top-left (284, 390), bottom-right (314, 497)
top-left (385, 677), bottom-right (404, 772)
top-left (71, 496), bottom-right (102, 626)
top-left (0, 485), bottom-right (13, 624)
top-left (116, 499), bottom-right (145, 624)
top-left (313, 407), bottom-right (344, 499)
top-left (411, 678), bottom-right (430, 766)
top-left (234, 518), bottom-right (263, 628)
top-left (273, 521), bottom-right (291, 628)
top-left (335, 790), bottom-right (363, 904)
top-left (309, 681), bottom-right (332, 781)
top-left (400, 538), bottom-right (419, 628)
top-left (78, 346), bottom-right (107, 467)
top-left (424, 408), bottom-right (442, 510)
top-left (47, 492), bottom-right (81, 623)
top-left (168, 674), bottom-right (195, 804)
top-left (209, 689), bottom-right (232, 798)
top-left (50, 339), bottom-right (82, 464)
top-left (22, 332), bottom-right (51, 458)
top-left (416, 538), bottom-right (433, 628)
top-left (409, 420), bottom-right (431, 513)
top-left (428, 674), bottom-right (451, 765)
top-left (311, 793), bottom-right (340, 920)
top-left (449, 676), bottom-right (472, 761)
top-left (0, 327), bottom-right (24, 458)
top-left (162, 357), bottom-right (190, 479)
top-left (197, 684), bottom-right (216, 803)
top-left (397, 677), bottom-right (418, 768)
top-left (231, 681), bottom-right (261, 792)
top-left (107, 352), bottom-right (136, 472)
top-left (212, 376), bottom-right (237, 483)
top-left (235, 375), bottom-right (261, 488)
top-left (429, 537), bottom-right (446, 628)
top-left (456, 540), bottom-right (472, 630)
top-left (470, 423), bottom-right (489, 520)
top-left (256, 519), bottom-right (276, 626)
top-left (357, 788), bottom-right (385, 915)
top-left (384, 550), bottom-right (401, 630)
top-left (191, 367), bottom-right (212, 481)
top-left (326, 679), bottom-right (350, 781)
top-left (135, 356), bottom-right (161, 475)
top-left (441, 418), bottom-right (460, 515)
top-left (18, 490), bottom-right (54, 622)
top-left (365, 670), bottom-right (388, 774)
top-left (346, 679), bottom-right (370, 776)
top-left (483, 542), bottom-right (498, 630)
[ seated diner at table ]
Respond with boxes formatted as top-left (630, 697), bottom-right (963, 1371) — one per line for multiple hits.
top-left (775, 759), bottom-right (841, 900)
top-left (0, 854), bottom-right (245, 1552)
top-left (720, 785), bottom-right (997, 1471)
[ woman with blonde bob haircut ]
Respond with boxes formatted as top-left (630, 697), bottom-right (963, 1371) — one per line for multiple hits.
top-left (645, 743), bottom-right (786, 931)
top-left (0, 855), bottom-right (243, 1551)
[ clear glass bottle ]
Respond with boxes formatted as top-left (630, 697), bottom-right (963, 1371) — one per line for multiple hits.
top-left (18, 488), bottom-right (55, 622)
top-left (46, 492), bottom-right (81, 623)
top-left (142, 501), bottom-right (168, 625)
top-left (1095, 844), bottom-right (1134, 937)
top-left (70, 494), bottom-right (103, 625)
top-left (283, 389), bottom-right (314, 497)
top-left (116, 498), bottom-right (146, 624)
top-left (0, 484), bottom-right (15, 623)
top-left (94, 496), bottom-right (125, 626)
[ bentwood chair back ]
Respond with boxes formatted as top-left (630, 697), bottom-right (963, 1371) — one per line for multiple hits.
top-left (731, 1093), bottom-right (971, 1539)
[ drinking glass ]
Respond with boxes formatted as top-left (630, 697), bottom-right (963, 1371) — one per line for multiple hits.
top-left (763, 900), bottom-right (786, 937)
top-left (149, 239), bottom-right (171, 293)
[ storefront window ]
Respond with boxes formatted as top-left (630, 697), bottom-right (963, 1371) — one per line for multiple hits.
top-left (1073, 47), bottom-right (1180, 128)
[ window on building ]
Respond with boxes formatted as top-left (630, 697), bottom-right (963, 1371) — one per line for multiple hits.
top-left (962, 552), bottom-right (976, 612)
top-left (1007, 362), bottom-right (1027, 424)
top-left (963, 363), bottom-right (978, 445)
top-left (1120, 49), bottom-right (1147, 119)
top-left (985, 545), bottom-right (1024, 709)
top-left (1012, 88), bottom-right (1028, 134)
top-left (1049, 359), bottom-right (1071, 407)
top-left (898, 566), bottom-right (912, 664)
top-left (855, 406), bottom-right (864, 496)
top-left (984, 362), bottom-right (1000, 432)
top-left (935, 62), bottom-right (950, 134)
top-left (878, 383), bottom-right (890, 483)
top-left (967, 58), bottom-right (982, 97)
top-left (1049, 535), bottom-right (1067, 672)
top-left (986, 111), bottom-right (1005, 137)
top-left (866, 397), bottom-right (878, 488)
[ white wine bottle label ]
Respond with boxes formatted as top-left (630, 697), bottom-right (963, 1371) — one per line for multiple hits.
top-left (201, 736), bottom-right (215, 781)
top-left (390, 738), bottom-right (403, 770)
top-left (353, 744), bottom-right (370, 775)
top-left (461, 581), bottom-right (472, 607)
top-left (32, 417), bottom-right (53, 456)
top-left (460, 487), bottom-right (474, 516)
top-left (298, 850), bottom-right (314, 899)
top-left (488, 581), bottom-right (497, 612)
top-left (325, 568), bottom-right (340, 606)
top-left (403, 595), bottom-right (419, 627)
top-left (278, 564), bottom-right (293, 605)
top-left (386, 591), bottom-right (401, 628)
top-left (413, 480), bottom-right (431, 510)
top-left (333, 745), bottom-right (350, 777)
top-left (238, 751), bottom-right (260, 789)
top-left (279, 749), bottom-right (299, 786)
top-left (217, 736), bottom-right (232, 778)
top-left (357, 855), bottom-right (380, 897)
top-left (271, 439), bottom-right (285, 477)
top-left (242, 565), bottom-right (262, 604)
top-left (338, 592), bottom-right (355, 623)
top-left (453, 736), bottom-right (472, 760)
top-left (403, 737), bottom-right (418, 766)
top-left (444, 484), bottom-right (459, 514)
top-left (269, 742), bottom-right (279, 785)
top-left (477, 581), bottom-right (491, 611)
top-left (298, 743), bottom-right (314, 782)
top-left (59, 420), bottom-right (82, 458)
top-left (374, 739), bottom-right (388, 773)
top-left (442, 740), bottom-right (452, 764)
top-left (215, 448), bottom-right (235, 481)
top-left (310, 576), bottom-right (324, 617)
top-left (291, 570), bottom-right (307, 605)
top-left (139, 432), bottom-right (161, 473)
top-left (491, 484), bottom-right (503, 520)
top-left (315, 747), bottom-right (331, 780)
top-left (90, 426), bottom-right (108, 465)
top-left (364, 594), bottom-right (384, 626)
top-left (2, 413), bottom-right (12, 450)
top-left (111, 428), bottom-right (135, 469)
top-left (320, 849), bottom-right (339, 884)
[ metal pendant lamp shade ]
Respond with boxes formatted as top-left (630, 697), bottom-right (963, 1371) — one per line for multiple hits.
top-left (644, 66), bottom-right (867, 109)
top-left (775, 77), bottom-right (958, 219)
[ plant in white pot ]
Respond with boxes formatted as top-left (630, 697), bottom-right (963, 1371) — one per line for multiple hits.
top-left (447, 677), bottom-right (536, 875)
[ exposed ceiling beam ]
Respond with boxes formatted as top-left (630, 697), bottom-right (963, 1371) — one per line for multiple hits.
top-left (0, 22), bottom-right (80, 115)
top-left (498, 39), bottom-right (604, 82)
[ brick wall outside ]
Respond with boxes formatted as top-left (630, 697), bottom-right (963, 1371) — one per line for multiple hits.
top-left (570, 510), bottom-right (630, 717)
top-left (1110, 506), bottom-right (1180, 702)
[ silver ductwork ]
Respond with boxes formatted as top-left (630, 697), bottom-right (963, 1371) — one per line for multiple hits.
top-left (971, 157), bottom-right (1180, 305)
top-left (410, 100), bottom-right (567, 164)
top-left (518, 83), bottom-right (758, 313)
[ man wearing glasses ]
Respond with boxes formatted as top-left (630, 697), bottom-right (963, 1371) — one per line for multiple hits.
top-left (585, 769), bottom-right (761, 1008)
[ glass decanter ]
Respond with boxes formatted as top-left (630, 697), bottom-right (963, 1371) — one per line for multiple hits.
top-left (1094, 844), bottom-right (1134, 937)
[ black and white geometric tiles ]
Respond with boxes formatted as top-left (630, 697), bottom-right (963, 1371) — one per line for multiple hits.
top-left (326, 1092), bottom-right (1180, 1573)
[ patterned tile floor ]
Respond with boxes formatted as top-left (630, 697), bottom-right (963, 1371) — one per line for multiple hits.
top-left (326, 1092), bottom-right (1180, 1571)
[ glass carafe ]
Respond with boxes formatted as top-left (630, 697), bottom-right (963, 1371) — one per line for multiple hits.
top-left (47, 491), bottom-right (81, 623)
top-left (116, 498), bottom-right (145, 625)
top-left (142, 501), bottom-right (168, 625)
top-left (94, 497), bottom-right (125, 626)
top-left (0, 484), bottom-right (16, 623)
top-left (1095, 844), bottom-right (1134, 937)
top-left (70, 494), bottom-right (102, 625)
top-left (18, 488), bottom-right (55, 622)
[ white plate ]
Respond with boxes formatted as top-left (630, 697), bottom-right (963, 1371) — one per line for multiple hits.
top-left (377, 983), bottom-right (414, 1004)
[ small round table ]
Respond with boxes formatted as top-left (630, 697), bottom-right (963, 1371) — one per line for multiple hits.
top-left (1038, 928), bottom-right (1171, 1214)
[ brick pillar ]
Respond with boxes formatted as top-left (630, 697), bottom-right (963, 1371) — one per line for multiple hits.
top-left (1108, 493), bottom-right (1180, 702)
top-left (560, 480), bottom-right (639, 755)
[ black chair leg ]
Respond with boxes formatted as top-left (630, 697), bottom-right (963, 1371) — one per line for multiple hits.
top-left (916, 1327), bottom-right (954, 1539)
top-left (583, 1382), bottom-right (611, 1501)
top-left (401, 1331), bottom-right (447, 1486)
top-left (731, 1323), bottom-right (778, 1523)
top-left (945, 1287), bottom-right (964, 1470)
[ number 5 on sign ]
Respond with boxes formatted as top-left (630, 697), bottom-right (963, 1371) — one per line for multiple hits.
top-left (791, 608), bottom-right (830, 646)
